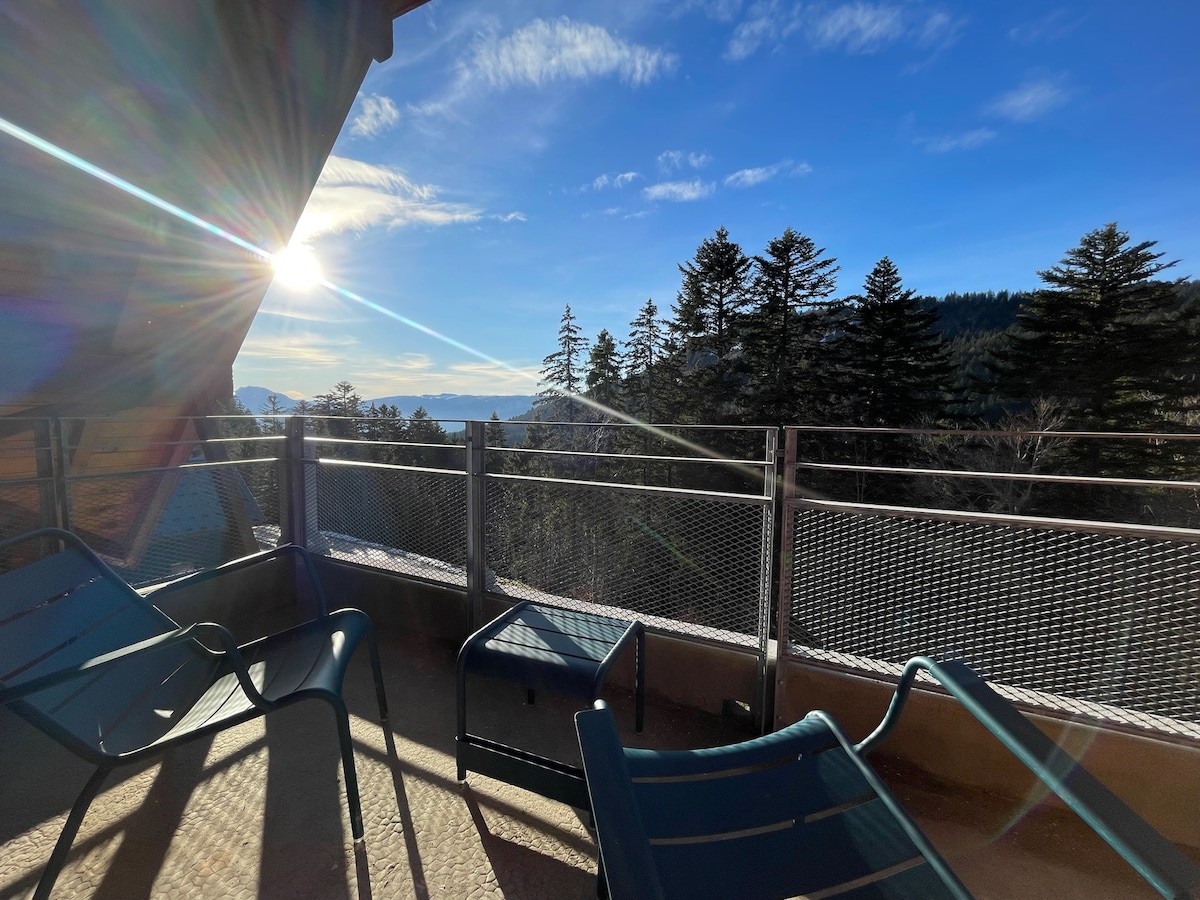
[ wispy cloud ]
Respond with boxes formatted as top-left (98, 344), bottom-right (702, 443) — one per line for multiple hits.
top-left (809, 3), bottom-right (905, 53)
top-left (726, 2), bottom-right (961, 61)
top-left (491, 212), bottom-right (527, 222)
top-left (294, 156), bottom-right (482, 241)
top-left (643, 180), bottom-right (715, 202)
top-left (657, 150), bottom-right (712, 173)
top-left (1008, 10), bottom-right (1082, 45)
top-left (589, 171), bottom-right (640, 190)
top-left (349, 94), bottom-right (400, 138)
top-left (916, 128), bottom-right (996, 153)
top-left (463, 17), bottom-right (678, 90)
top-left (676, 0), bottom-right (745, 22)
top-left (725, 0), bottom-right (802, 61)
top-left (985, 77), bottom-right (1070, 122)
top-left (239, 332), bottom-right (360, 366)
top-left (724, 159), bottom-right (811, 188)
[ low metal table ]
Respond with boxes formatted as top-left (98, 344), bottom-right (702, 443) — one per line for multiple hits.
top-left (456, 601), bottom-right (645, 809)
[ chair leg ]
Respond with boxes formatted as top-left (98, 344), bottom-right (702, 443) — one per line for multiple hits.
top-left (331, 698), bottom-right (366, 841)
top-left (365, 627), bottom-right (389, 723)
top-left (35, 766), bottom-right (111, 900)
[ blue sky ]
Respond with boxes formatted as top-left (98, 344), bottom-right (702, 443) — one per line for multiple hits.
top-left (233, 0), bottom-right (1200, 401)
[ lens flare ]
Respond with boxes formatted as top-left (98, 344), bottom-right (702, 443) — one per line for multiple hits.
top-left (271, 243), bottom-right (323, 291)
top-left (0, 112), bottom-right (767, 478)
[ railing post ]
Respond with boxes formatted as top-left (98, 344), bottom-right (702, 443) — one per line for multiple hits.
top-left (773, 427), bottom-right (798, 730)
top-left (282, 415), bottom-right (310, 549)
top-left (756, 427), bottom-right (778, 734)
top-left (34, 417), bottom-right (70, 531)
top-left (465, 420), bottom-right (487, 631)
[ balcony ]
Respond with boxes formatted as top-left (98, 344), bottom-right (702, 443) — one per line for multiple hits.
top-left (1, 415), bottom-right (1198, 898)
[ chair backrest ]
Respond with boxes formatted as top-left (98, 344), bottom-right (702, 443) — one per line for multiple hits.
top-left (0, 529), bottom-right (215, 762)
top-left (576, 701), bottom-right (969, 900)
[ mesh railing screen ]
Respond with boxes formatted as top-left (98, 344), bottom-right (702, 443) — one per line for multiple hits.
top-left (66, 461), bottom-right (279, 588)
top-left (0, 482), bottom-right (48, 542)
top-left (313, 463), bottom-right (467, 584)
top-left (787, 502), bottom-right (1200, 735)
top-left (486, 477), bottom-right (769, 647)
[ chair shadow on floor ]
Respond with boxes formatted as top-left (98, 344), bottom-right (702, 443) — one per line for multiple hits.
top-left (463, 790), bottom-right (596, 899)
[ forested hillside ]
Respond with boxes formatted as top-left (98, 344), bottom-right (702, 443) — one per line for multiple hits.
top-left (221, 222), bottom-right (1199, 526)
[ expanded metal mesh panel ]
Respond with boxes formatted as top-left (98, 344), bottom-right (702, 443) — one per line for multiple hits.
top-left (0, 482), bottom-right (50, 541)
top-left (0, 425), bottom-right (51, 540)
top-left (485, 477), bottom-right (770, 647)
top-left (67, 462), bottom-right (276, 588)
top-left (313, 463), bottom-right (467, 583)
top-left (786, 503), bottom-right (1200, 735)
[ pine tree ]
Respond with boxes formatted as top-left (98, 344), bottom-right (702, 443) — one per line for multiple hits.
top-left (312, 380), bottom-right (364, 439)
top-left (987, 223), bottom-right (1191, 433)
top-left (537, 304), bottom-right (589, 421)
top-left (671, 227), bottom-right (753, 423)
top-left (257, 393), bottom-right (288, 434)
top-left (831, 257), bottom-right (953, 427)
top-left (585, 329), bottom-right (623, 418)
top-left (673, 226), bottom-right (753, 361)
top-left (485, 411), bottom-right (508, 448)
top-left (741, 227), bottom-right (839, 428)
top-left (623, 298), bottom-right (670, 424)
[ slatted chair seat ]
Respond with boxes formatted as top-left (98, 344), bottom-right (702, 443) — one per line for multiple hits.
top-left (576, 656), bottom-right (1200, 900)
top-left (0, 528), bottom-right (389, 900)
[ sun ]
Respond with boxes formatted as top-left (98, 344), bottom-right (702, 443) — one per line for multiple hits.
top-left (271, 242), bottom-right (323, 290)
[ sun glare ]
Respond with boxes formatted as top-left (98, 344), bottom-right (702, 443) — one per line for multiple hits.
top-left (271, 243), bottom-right (323, 290)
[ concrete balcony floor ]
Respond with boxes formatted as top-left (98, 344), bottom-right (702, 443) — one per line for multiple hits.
top-left (0, 626), bottom-right (1192, 900)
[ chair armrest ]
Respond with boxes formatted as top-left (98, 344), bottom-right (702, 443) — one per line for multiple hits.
top-left (1, 621), bottom-right (275, 714)
top-left (0, 624), bottom-right (215, 704)
top-left (575, 701), bottom-right (666, 900)
top-left (187, 622), bottom-right (276, 712)
top-left (858, 656), bottom-right (1200, 899)
top-left (149, 543), bottom-right (329, 618)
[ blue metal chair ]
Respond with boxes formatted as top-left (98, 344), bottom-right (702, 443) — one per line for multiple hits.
top-left (576, 656), bottom-right (1200, 900)
top-left (0, 528), bottom-right (389, 900)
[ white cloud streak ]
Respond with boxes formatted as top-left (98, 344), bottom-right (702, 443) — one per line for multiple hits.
top-left (349, 94), bottom-right (400, 138)
top-left (657, 150), bottom-right (712, 173)
top-left (676, 0), bottom-right (745, 22)
top-left (726, 1), bottom-right (802, 61)
top-left (917, 128), bottom-right (996, 153)
top-left (464, 17), bottom-right (678, 90)
top-left (985, 77), bottom-right (1070, 122)
top-left (293, 156), bottom-right (482, 241)
top-left (726, 2), bottom-right (961, 60)
top-left (643, 180), bottom-right (715, 202)
top-left (809, 3), bottom-right (905, 53)
top-left (724, 159), bottom-right (811, 187)
top-left (590, 171), bottom-right (640, 190)
top-left (1008, 11), bottom-right (1081, 45)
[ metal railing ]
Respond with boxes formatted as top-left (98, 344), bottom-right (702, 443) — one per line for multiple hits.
top-left (4, 415), bottom-right (1200, 740)
top-left (303, 418), bottom-right (777, 723)
top-left (777, 426), bottom-right (1200, 739)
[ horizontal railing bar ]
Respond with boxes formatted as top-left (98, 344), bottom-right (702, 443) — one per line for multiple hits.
top-left (787, 425), bottom-right (1200, 441)
top-left (485, 470), bottom-right (771, 503)
top-left (787, 497), bottom-right (1200, 543)
top-left (791, 460), bottom-right (1200, 490)
top-left (499, 421), bottom-right (774, 433)
top-left (316, 457), bottom-right (466, 478)
top-left (64, 457), bottom-right (280, 481)
top-left (0, 476), bottom-right (52, 489)
top-left (307, 436), bottom-right (465, 452)
top-left (65, 435), bottom-right (285, 453)
top-left (488, 445), bottom-right (772, 467)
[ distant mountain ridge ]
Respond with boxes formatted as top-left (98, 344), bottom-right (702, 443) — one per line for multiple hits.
top-left (234, 386), bottom-right (536, 423)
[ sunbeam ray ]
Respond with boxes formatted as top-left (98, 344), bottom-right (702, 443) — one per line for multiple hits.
top-left (0, 113), bottom-right (767, 478)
